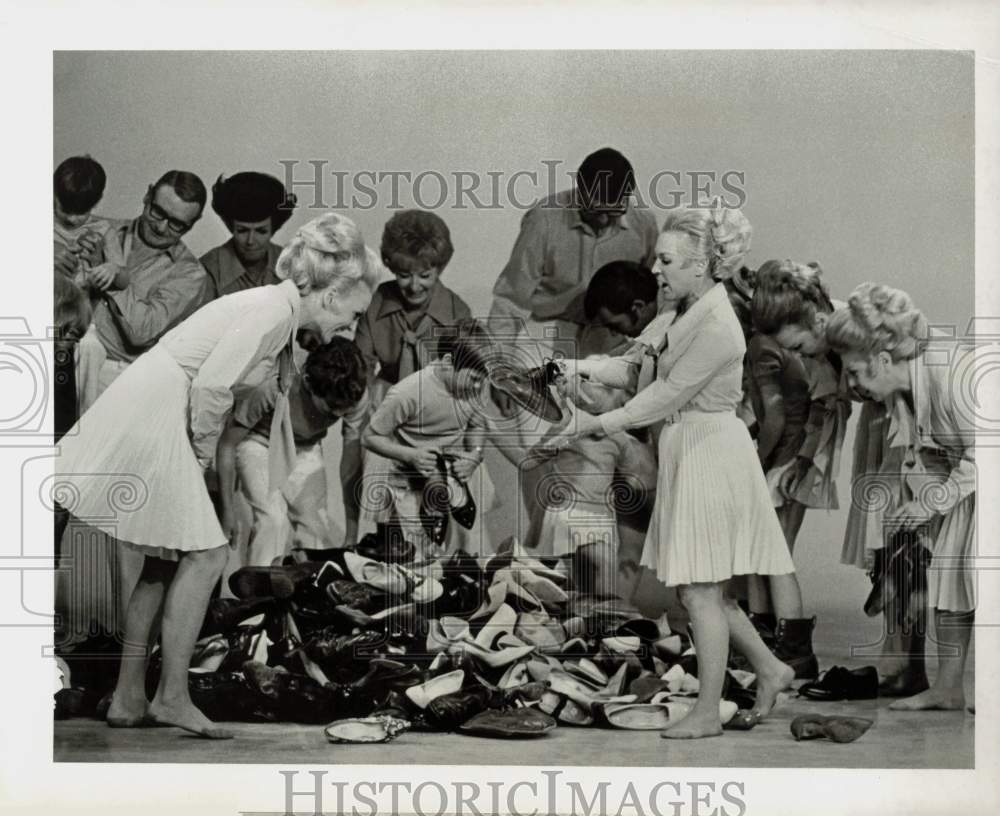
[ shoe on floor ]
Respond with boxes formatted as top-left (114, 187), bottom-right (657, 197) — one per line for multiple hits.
top-left (324, 715), bottom-right (411, 744)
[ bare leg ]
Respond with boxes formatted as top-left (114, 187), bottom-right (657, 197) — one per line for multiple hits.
top-left (769, 573), bottom-right (805, 620)
top-left (662, 583), bottom-right (727, 739)
top-left (749, 503), bottom-right (805, 616)
top-left (724, 597), bottom-right (795, 719)
top-left (891, 609), bottom-right (971, 711)
top-left (147, 546), bottom-right (233, 738)
top-left (107, 555), bottom-right (176, 727)
top-left (747, 574), bottom-right (770, 615)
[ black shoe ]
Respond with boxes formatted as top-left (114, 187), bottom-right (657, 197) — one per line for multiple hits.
top-left (199, 597), bottom-right (277, 639)
top-left (489, 363), bottom-right (563, 423)
top-left (458, 706), bottom-right (557, 738)
top-left (241, 660), bottom-right (346, 724)
top-left (772, 617), bottom-right (819, 680)
top-left (229, 562), bottom-right (321, 600)
top-left (325, 579), bottom-right (387, 615)
top-left (426, 686), bottom-right (491, 730)
top-left (799, 665), bottom-right (879, 701)
top-left (189, 670), bottom-right (265, 722)
top-left (356, 531), bottom-right (416, 565)
top-left (349, 658), bottom-right (424, 711)
top-left (303, 629), bottom-right (384, 681)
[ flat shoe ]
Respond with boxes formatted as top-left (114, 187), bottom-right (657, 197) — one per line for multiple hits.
top-left (595, 702), bottom-right (671, 730)
top-left (324, 715), bottom-right (410, 744)
top-left (799, 665), bottom-right (878, 701)
top-left (458, 706), bottom-right (556, 738)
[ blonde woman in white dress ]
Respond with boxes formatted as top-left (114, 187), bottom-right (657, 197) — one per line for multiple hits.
top-left (552, 206), bottom-right (796, 739)
top-left (55, 214), bottom-right (376, 738)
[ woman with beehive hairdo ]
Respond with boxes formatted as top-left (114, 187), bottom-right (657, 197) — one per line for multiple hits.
top-left (201, 171), bottom-right (298, 300)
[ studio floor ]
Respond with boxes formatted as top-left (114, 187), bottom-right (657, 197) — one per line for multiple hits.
top-left (53, 603), bottom-right (975, 769)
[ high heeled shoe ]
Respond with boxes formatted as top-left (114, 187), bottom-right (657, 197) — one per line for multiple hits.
top-left (489, 361), bottom-right (564, 423)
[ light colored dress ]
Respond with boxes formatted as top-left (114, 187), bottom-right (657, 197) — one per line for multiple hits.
top-left (54, 279), bottom-right (300, 560)
top-left (588, 283), bottom-right (795, 587)
top-left (877, 344), bottom-right (976, 612)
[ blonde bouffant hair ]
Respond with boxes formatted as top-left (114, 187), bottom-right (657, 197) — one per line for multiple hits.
top-left (660, 202), bottom-right (752, 282)
top-left (826, 282), bottom-right (927, 362)
top-left (275, 212), bottom-right (378, 297)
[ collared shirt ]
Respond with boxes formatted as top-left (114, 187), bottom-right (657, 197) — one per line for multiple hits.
top-left (883, 342), bottom-right (976, 516)
top-left (160, 278), bottom-right (301, 467)
top-left (599, 283), bottom-right (745, 436)
top-left (93, 219), bottom-right (211, 363)
top-left (200, 239), bottom-right (283, 300)
top-left (233, 372), bottom-right (369, 446)
top-left (490, 188), bottom-right (659, 324)
top-left (353, 280), bottom-right (472, 386)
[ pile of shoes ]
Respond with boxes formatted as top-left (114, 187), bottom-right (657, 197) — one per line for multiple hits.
top-left (54, 535), bottom-right (768, 739)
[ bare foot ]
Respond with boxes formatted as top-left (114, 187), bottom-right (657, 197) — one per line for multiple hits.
top-left (106, 692), bottom-right (150, 728)
top-left (889, 686), bottom-right (965, 711)
top-left (660, 709), bottom-right (723, 740)
top-left (751, 661), bottom-right (795, 720)
top-left (148, 698), bottom-right (234, 739)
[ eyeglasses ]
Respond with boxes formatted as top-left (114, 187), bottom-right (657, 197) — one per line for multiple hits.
top-left (146, 201), bottom-right (195, 234)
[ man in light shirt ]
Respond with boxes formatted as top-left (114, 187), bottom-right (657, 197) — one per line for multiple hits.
top-left (80, 169), bottom-right (211, 412)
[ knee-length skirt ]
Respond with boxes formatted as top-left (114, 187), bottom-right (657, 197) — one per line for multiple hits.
top-left (640, 411), bottom-right (795, 587)
top-left (54, 345), bottom-right (226, 560)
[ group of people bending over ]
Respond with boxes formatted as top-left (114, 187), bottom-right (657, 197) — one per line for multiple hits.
top-left (52, 146), bottom-right (974, 740)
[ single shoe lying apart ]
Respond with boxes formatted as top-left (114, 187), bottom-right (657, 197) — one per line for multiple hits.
top-left (324, 715), bottom-right (411, 744)
top-left (790, 714), bottom-right (875, 743)
top-left (799, 665), bottom-right (878, 701)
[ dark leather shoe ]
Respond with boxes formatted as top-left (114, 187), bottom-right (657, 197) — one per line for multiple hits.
top-left (799, 665), bottom-right (878, 701)
top-left (458, 706), bottom-right (557, 738)
top-left (242, 660), bottom-right (346, 724)
top-left (355, 531), bottom-right (416, 565)
top-left (426, 686), bottom-right (491, 730)
top-left (304, 629), bottom-right (384, 680)
top-left (229, 562), bottom-right (321, 600)
top-left (489, 364), bottom-right (563, 423)
top-left (189, 670), bottom-right (266, 722)
top-left (349, 658), bottom-right (424, 710)
top-left (325, 579), bottom-right (387, 615)
top-left (200, 597), bottom-right (276, 639)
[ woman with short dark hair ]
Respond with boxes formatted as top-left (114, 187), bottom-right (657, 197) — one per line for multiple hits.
top-left (201, 171), bottom-right (297, 299)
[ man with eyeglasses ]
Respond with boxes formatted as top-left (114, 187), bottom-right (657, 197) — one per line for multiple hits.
top-left (80, 169), bottom-right (211, 413)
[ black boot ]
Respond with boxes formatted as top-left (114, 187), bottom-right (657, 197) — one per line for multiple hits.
top-left (773, 617), bottom-right (819, 680)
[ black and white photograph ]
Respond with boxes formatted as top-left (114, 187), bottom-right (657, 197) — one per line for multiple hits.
top-left (2, 3), bottom-right (999, 815)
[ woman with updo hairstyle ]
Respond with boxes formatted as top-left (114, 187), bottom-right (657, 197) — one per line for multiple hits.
top-left (552, 204), bottom-right (799, 739)
top-left (201, 171), bottom-right (298, 299)
top-left (827, 283), bottom-right (975, 712)
top-left (55, 212), bottom-right (375, 740)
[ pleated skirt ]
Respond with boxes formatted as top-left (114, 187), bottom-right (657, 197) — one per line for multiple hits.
top-left (54, 345), bottom-right (226, 560)
top-left (641, 411), bottom-right (795, 587)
